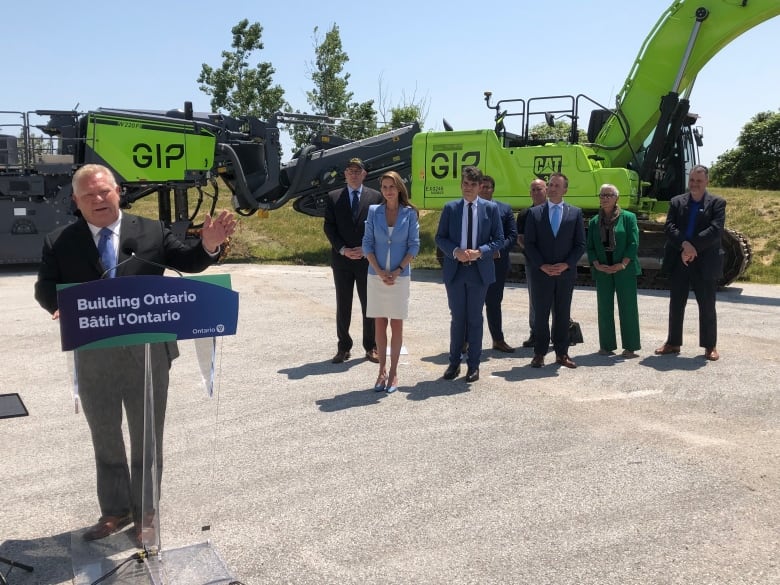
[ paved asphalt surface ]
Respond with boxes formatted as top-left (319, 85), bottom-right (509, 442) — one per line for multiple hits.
top-left (1, 263), bottom-right (778, 585)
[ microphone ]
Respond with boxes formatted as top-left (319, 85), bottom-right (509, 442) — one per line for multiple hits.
top-left (100, 238), bottom-right (183, 278)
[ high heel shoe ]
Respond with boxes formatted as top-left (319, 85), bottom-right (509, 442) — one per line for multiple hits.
top-left (385, 376), bottom-right (398, 394)
top-left (374, 372), bottom-right (387, 392)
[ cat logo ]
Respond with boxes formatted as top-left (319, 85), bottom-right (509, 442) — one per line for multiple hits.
top-left (533, 156), bottom-right (562, 175)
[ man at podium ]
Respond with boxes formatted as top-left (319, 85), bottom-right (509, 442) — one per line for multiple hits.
top-left (34, 164), bottom-right (236, 546)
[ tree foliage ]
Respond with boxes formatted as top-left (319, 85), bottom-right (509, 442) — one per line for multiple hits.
top-left (377, 77), bottom-right (428, 131)
top-left (197, 19), bottom-right (286, 119)
top-left (711, 110), bottom-right (780, 190)
top-left (528, 120), bottom-right (587, 143)
top-left (287, 25), bottom-right (377, 150)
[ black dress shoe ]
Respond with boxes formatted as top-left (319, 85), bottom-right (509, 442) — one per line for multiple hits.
top-left (522, 336), bottom-right (536, 348)
top-left (465, 369), bottom-right (479, 382)
top-left (443, 365), bottom-right (461, 380)
top-left (332, 350), bottom-right (351, 363)
top-left (530, 354), bottom-right (545, 368)
top-left (365, 349), bottom-right (380, 363)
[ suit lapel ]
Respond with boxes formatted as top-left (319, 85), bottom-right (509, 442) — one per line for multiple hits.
top-left (116, 214), bottom-right (141, 277)
top-left (76, 219), bottom-right (104, 276)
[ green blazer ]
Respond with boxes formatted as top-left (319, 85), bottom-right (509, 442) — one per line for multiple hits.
top-left (586, 210), bottom-right (641, 276)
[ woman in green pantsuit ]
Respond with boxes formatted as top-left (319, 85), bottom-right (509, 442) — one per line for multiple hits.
top-left (586, 184), bottom-right (641, 358)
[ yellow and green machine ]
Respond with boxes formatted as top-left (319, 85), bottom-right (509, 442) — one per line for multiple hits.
top-left (1, 0), bottom-right (777, 285)
top-left (410, 0), bottom-right (780, 286)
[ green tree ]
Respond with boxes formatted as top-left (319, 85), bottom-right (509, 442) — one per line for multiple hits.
top-left (528, 120), bottom-right (586, 143)
top-left (288, 24), bottom-right (377, 150)
top-left (711, 110), bottom-right (780, 190)
top-left (377, 77), bottom-right (428, 130)
top-left (197, 19), bottom-right (286, 119)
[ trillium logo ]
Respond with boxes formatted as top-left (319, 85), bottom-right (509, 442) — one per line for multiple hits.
top-left (216, 324), bottom-right (225, 333)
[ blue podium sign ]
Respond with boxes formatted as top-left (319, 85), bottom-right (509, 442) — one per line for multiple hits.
top-left (57, 274), bottom-right (239, 351)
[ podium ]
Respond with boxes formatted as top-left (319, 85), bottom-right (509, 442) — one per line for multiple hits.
top-left (57, 274), bottom-right (239, 585)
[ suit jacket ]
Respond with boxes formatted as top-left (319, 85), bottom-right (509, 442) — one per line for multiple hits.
top-left (362, 204), bottom-right (420, 277)
top-left (586, 210), bottom-right (641, 276)
top-left (662, 190), bottom-right (725, 279)
top-left (323, 185), bottom-right (383, 270)
top-left (435, 197), bottom-right (504, 285)
top-left (494, 200), bottom-right (518, 270)
top-left (35, 213), bottom-right (216, 314)
top-left (524, 201), bottom-right (586, 274)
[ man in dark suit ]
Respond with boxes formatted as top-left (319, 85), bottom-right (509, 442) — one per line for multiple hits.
top-left (524, 172), bottom-right (585, 368)
top-left (324, 158), bottom-right (383, 364)
top-left (34, 164), bottom-right (236, 546)
top-left (435, 166), bottom-right (504, 382)
top-left (655, 164), bottom-right (724, 361)
top-left (516, 178), bottom-right (548, 348)
top-left (479, 175), bottom-right (517, 353)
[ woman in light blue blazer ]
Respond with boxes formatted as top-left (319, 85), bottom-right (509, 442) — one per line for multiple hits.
top-left (362, 171), bottom-right (420, 393)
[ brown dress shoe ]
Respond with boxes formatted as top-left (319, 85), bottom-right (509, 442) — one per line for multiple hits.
top-left (654, 344), bottom-right (681, 355)
top-left (83, 513), bottom-right (132, 541)
top-left (332, 350), bottom-right (351, 363)
top-left (492, 340), bottom-right (515, 353)
top-left (556, 354), bottom-right (577, 368)
top-left (132, 517), bottom-right (157, 549)
top-left (365, 349), bottom-right (380, 363)
top-left (530, 354), bottom-right (545, 368)
top-left (704, 347), bottom-right (720, 361)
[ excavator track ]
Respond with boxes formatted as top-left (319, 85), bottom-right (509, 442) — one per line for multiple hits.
top-left (503, 222), bottom-right (751, 290)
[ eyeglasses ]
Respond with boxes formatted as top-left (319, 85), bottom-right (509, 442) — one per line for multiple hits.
top-left (599, 193), bottom-right (617, 199)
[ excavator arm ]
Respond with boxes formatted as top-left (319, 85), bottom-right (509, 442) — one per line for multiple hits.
top-left (593, 0), bottom-right (780, 169)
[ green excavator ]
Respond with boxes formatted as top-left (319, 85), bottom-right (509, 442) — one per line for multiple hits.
top-left (2, 0), bottom-right (776, 287)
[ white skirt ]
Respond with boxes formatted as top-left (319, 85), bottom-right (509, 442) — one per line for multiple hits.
top-left (366, 274), bottom-right (410, 319)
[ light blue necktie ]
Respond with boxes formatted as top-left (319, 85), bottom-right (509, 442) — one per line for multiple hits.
top-left (550, 205), bottom-right (562, 237)
top-left (98, 227), bottom-right (116, 278)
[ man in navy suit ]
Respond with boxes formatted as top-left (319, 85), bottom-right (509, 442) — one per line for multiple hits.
top-left (324, 158), bottom-right (383, 364)
top-left (435, 166), bottom-right (504, 382)
top-left (524, 172), bottom-right (586, 368)
top-left (35, 164), bottom-right (236, 546)
top-left (480, 175), bottom-right (518, 353)
top-left (655, 165), bottom-right (724, 361)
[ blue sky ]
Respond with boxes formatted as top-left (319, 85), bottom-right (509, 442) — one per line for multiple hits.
top-left (5, 0), bottom-right (779, 166)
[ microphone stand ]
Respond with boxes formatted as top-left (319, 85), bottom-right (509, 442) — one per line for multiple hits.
top-left (100, 252), bottom-right (183, 278)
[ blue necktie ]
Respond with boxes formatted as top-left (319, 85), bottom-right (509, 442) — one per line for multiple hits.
top-left (550, 205), bottom-right (561, 237)
top-left (351, 190), bottom-right (360, 222)
top-left (98, 227), bottom-right (116, 278)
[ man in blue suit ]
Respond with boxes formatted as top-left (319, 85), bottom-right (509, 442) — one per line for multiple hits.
top-left (524, 172), bottom-right (586, 368)
top-left (480, 175), bottom-right (518, 353)
top-left (435, 166), bottom-right (504, 382)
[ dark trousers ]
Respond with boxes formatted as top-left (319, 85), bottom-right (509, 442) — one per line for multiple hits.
top-left (485, 259), bottom-right (509, 342)
top-left (531, 272), bottom-right (575, 357)
top-left (332, 262), bottom-right (375, 353)
top-left (447, 264), bottom-right (489, 371)
top-left (76, 344), bottom-right (170, 521)
top-left (667, 263), bottom-right (717, 349)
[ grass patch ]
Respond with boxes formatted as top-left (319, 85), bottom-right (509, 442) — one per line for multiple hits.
top-left (127, 186), bottom-right (780, 283)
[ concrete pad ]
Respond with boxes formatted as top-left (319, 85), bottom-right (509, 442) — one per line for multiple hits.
top-left (1, 264), bottom-right (778, 585)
